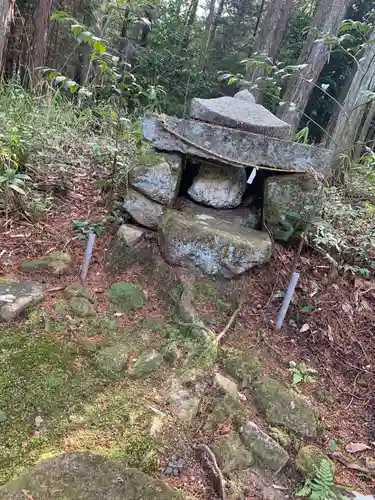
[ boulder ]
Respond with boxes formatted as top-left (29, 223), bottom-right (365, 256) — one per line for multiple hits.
top-left (233, 89), bottom-right (256, 103)
top-left (158, 210), bottom-right (272, 278)
top-left (95, 344), bottom-right (129, 375)
top-left (296, 445), bottom-right (333, 478)
top-left (69, 296), bottom-right (96, 317)
top-left (142, 115), bottom-right (331, 175)
top-left (123, 188), bottom-right (164, 229)
top-left (0, 452), bottom-right (186, 499)
top-left (240, 422), bottom-right (289, 473)
top-left (190, 97), bottom-right (291, 138)
top-left (19, 251), bottom-right (71, 274)
top-left (108, 282), bottom-right (146, 312)
top-left (106, 225), bottom-right (147, 274)
top-left (188, 164), bottom-right (246, 209)
top-left (263, 174), bottom-right (322, 241)
top-left (0, 281), bottom-right (44, 321)
top-left (129, 153), bottom-right (181, 205)
top-left (253, 378), bottom-right (317, 438)
top-left (212, 432), bottom-right (254, 472)
top-left (129, 350), bottom-right (163, 378)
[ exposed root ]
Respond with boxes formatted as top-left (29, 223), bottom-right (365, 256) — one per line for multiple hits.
top-left (196, 444), bottom-right (226, 500)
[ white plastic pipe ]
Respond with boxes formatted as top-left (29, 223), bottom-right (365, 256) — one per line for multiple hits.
top-left (275, 271), bottom-right (299, 331)
top-left (81, 231), bottom-right (96, 281)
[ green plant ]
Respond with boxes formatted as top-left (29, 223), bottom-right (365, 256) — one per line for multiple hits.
top-left (0, 167), bottom-right (31, 218)
top-left (71, 219), bottom-right (109, 239)
top-left (289, 361), bottom-right (317, 386)
top-left (296, 459), bottom-right (344, 499)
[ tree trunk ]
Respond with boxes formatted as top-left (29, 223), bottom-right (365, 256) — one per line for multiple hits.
top-left (202, 0), bottom-right (216, 55)
top-left (27, 0), bottom-right (53, 86)
top-left (0, 0), bottom-right (15, 77)
top-left (253, 0), bottom-right (266, 39)
top-left (245, 0), bottom-right (295, 101)
top-left (277, 0), bottom-right (351, 132)
top-left (327, 26), bottom-right (375, 166)
top-left (207, 0), bottom-right (225, 49)
top-left (182, 0), bottom-right (199, 49)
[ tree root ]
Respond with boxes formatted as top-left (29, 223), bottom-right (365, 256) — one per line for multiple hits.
top-left (196, 444), bottom-right (226, 500)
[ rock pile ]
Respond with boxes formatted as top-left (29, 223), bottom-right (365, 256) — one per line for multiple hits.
top-left (118, 92), bottom-right (331, 277)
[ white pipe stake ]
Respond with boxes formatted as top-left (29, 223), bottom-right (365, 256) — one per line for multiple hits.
top-left (275, 271), bottom-right (300, 331)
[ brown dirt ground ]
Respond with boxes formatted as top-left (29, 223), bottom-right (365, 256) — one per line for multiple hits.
top-left (1, 165), bottom-right (375, 498)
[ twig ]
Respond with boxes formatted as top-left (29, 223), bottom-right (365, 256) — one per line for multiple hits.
top-left (196, 444), bottom-right (226, 500)
top-left (216, 297), bottom-right (244, 343)
top-left (345, 372), bottom-right (360, 410)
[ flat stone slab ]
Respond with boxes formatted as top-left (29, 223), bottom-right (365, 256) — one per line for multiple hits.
top-left (142, 115), bottom-right (331, 175)
top-left (190, 97), bottom-right (290, 138)
top-left (158, 210), bottom-right (272, 278)
top-left (0, 281), bottom-right (45, 321)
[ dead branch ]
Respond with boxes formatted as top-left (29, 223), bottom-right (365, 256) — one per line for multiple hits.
top-left (196, 444), bottom-right (226, 500)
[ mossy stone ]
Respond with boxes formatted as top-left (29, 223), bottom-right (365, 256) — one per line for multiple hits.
top-left (296, 445), bottom-right (334, 478)
top-left (64, 284), bottom-right (95, 302)
top-left (212, 431), bottom-right (254, 472)
top-left (108, 283), bottom-right (146, 312)
top-left (0, 452), bottom-right (186, 499)
top-left (222, 348), bottom-right (261, 387)
top-left (95, 344), bottom-right (129, 375)
top-left (205, 395), bottom-right (250, 431)
top-left (0, 411), bottom-right (7, 423)
top-left (69, 297), bottom-right (96, 318)
top-left (129, 350), bottom-right (162, 378)
top-left (252, 378), bottom-right (317, 438)
top-left (20, 252), bottom-right (71, 274)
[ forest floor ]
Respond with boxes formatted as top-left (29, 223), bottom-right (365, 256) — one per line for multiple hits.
top-left (1, 163), bottom-right (375, 499)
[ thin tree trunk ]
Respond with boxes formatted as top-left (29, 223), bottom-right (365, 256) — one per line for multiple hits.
top-left (277, 0), bottom-right (352, 132)
top-left (245, 0), bottom-right (295, 98)
top-left (0, 0), bottom-right (15, 77)
top-left (27, 0), bottom-right (53, 86)
top-left (354, 101), bottom-right (375, 159)
top-left (182, 0), bottom-right (199, 49)
top-left (3, 13), bottom-right (17, 79)
top-left (328, 26), bottom-right (375, 167)
top-left (253, 0), bottom-right (266, 39)
top-left (207, 0), bottom-right (225, 50)
top-left (202, 0), bottom-right (216, 55)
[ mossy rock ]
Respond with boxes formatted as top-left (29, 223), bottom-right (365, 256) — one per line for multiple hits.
top-left (222, 348), bottom-right (261, 387)
top-left (212, 431), bottom-right (254, 473)
top-left (129, 350), bottom-right (163, 378)
top-left (106, 233), bottom-right (138, 275)
top-left (19, 252), bottom-right (71, 274)
top-left (252, 378), bottom-right (317, 438)
top-left (205, 395), bottom-right (251, 431)
top-left (0, 452), bottom-right (187, 499)
top-left (110, 435), bottom-right (158, 474)
top-left (108, 283), bottom-right (146, 312)
top-left (64, 284), bottom-right (95, 302)
top-left (69, 297), bottom-right (96, 318)
top-left (95, 344), bottom-right (129, 375)
top-left (296, 445), bottom-right (334, 478)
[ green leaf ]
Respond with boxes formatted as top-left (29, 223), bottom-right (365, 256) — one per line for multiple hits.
top-left (9, 184), bottom-right (26, 195)
top-left (93, 39), bottom-right (106, 55)
top-left (55, 75), bottom-right (67, 84)
top-left (292, 373), bottom-right (303, 385)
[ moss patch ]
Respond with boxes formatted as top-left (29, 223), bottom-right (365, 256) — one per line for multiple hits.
top-left (19, 252), bottom-right (71, 274)
top-left (221, 348), bottom-right (260, 387)
top-left (108, 283), bottom-right (146, 312)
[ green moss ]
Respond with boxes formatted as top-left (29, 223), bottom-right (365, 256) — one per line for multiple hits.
top-left (69, 297), bottom-right (96, 318)
top-left (205, 395), bottom-right (250, 431)
top-left (296, 445), bottom-right (334, 478)
top-left (194, 282), bottom-right (217, 300)
top-left (110, 435), bottom-right (158, 474)
top-left (108, 282), bottom-right (146, 312)
top-left (19, 252), bottom-right (71, 274)
top-left (106, 238), bottom-right (138, 275)
top-left (95, 344), bottom-right (129, 377)
top-left (222, 348), bottom-right (261, 387)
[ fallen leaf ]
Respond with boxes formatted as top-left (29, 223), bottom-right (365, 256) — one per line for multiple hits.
top-left (365, 456), bottom-right (375, 470)
top-left (346, 442), bottom-right (371, 454)
top-left (272, 485), bottom-right (288, 491)
top-left (300, 323), bottom-right (310, 333)
top-left (342, 302), bottom-right (354, 316)
top-left (333, 452), bottom-right (371, 473)
top-left (34, 415), bottom-right (43, 429)
top-left (93, 287), bottom-right (105, 293)
top-left (237, 392), bottom-right (247, 401)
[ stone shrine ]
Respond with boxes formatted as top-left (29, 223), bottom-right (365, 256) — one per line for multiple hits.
top-left (120, 90), bottom-right (331, 278)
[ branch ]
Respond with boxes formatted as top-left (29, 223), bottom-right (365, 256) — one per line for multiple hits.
top-left (196, 444), bottom-right (226, 500)
top-left (216, 297), bottom-right (244, 343)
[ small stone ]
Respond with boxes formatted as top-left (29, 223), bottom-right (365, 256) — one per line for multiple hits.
top-left (190, 96), bottom-right (290, 138)
top-left (214, 372), bottom-right (239, 399)
top-left (0, 410), bottom-right (7, 423)
top-left (163, 343), bottom-right (182, 365)
top-left (129, 350), bottom-right (163, 378)
top-left (107, 282), bottom-right (146, 312)
top-left (164, 455), bottom-right (184, 477)
top-left (233, 89), bottom-right (256, 103)
top-left (64, 284), bottom-right (95, 302)
top-left (117, 224), bottom-right (147, 247)
top-left (252, 378), bottom-right (317, 438)
top-left (166, 378), bottom-right (200, 422)
top-left (129, 153), bottom-right (182, 205)
top-left (188, 164), bottom-right (246, 209)
top-left (0, 281), bottom-right (45, 321)
top-left (123, 188), bottom-right (164, 229)
top-left (95, 344), bottom-right (129, 374)
top-left (212, 431), bottom-right (254, 472)
top-left (69, 296), bottom-right (96, 318)
top-left (20, 251), bottom-right (71, 274)
top-left (240, 421), bottom-right (289, 473)
top-left (296, 445), bottom-right (334, 478)
top-left (222, 349), bottom-right (261, 388)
